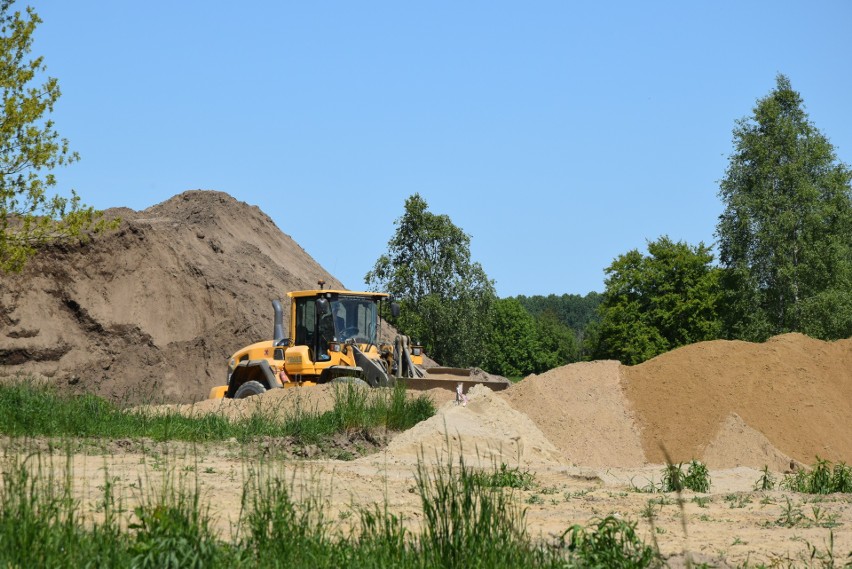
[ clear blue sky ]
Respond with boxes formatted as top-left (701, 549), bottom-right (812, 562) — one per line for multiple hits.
top-left (29, 1), bottom-right (852, 297)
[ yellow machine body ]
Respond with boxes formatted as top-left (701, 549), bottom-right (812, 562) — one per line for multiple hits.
top-left (209, 287), bottom-right (503, 399)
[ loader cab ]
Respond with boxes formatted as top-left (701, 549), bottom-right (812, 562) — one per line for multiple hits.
top-left (291, 291), bottom-right (385, 363)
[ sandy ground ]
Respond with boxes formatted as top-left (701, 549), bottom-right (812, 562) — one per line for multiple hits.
top-left (11, 375), bottom-right (852, 567)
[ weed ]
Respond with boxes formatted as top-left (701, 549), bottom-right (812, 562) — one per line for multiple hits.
top-left (782, 457), bottom-right (852, 494)
top-left (691, 496), bottom-right (711, 508)
top-left (641, 500), bottom-right (659, 520)
top-left (129, 478), bottom-right (220, 568)
top-left (833, 461), bottom-right (852, 493)
top-left (561, 516), bottom-right (662, 568)
top-left (0, 378), bottom-right (435, 453)
top-left (724, 493), bottom-right (752, 509)
top-left (685, 459), bottom-right (711, 492)
top-left (469, 462), bottom-right (536, 490)
top-left (526, 494), bottom-right (544, 505)
top-left (776, 497), bottom-right (805, 527)
top-left (661, 462), bottom-right (685, 492)
top-left (660, 460), bottom-right (710, 493)
top-left (754, 464), bottom-right (776, 491)
top-left (809, 505), bottom-right (841, 529)
top-left (649, 495), bottom-right (673, 507)
top-left (0, 443), bottom-right (675, 568)
top-left (564, 489), bottom-right (591, 501)
top-left (803, 530), bottom-right (848, 567)
top-left (414, 452), bottom-right (539, 568)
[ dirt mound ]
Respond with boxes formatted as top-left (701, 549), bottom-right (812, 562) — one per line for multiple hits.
top-left (0, 190), bottom-right (346, 403)
top-left (364, 384), bottom-right (567, 469)
top-left (623, 333), bottom-right (852, 466)
top-left (501, 361), bottom-right (646, 467)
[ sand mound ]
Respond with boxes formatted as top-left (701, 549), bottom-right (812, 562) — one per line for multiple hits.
top-left (700, 413), bottom-right (798, 472)
top-left (0, 190), bottom-right (349, 403)
top-left (501, 361), bottom-right (646, 467)
top-left (364, 384), bottom-right (567, 469)
top-left (623, 333), bottom-right (852, 466)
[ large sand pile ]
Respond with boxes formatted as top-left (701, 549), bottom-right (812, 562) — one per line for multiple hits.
top-left (0, 190), bottom-right (346, 403)
top-left (623, 333), bottom-right (852, 466)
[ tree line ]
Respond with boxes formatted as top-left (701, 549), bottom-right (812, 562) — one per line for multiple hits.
top-left (368, 75), bottom-right (852, 374)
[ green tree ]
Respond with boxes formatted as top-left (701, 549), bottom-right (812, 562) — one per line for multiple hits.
top-left (483, 298), bottom-right (540, 377)
top-left (717, 74), bottom-right (852, 340)
top-left (591, 236), bottom-right (722, 365)
top-left (485, 300), bottom-right (579, 377)
top-left (532, 309), bottom-right (579, 370)
top-left (366, 194), bottom-right (496, 367)
top-left (515, 291), bottom-right (600, 358)
top-left (0, 2), bottom-right (111, 273)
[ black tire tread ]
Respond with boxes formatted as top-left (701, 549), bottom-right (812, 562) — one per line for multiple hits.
top-left (234, 380), bottom-right (267, 399)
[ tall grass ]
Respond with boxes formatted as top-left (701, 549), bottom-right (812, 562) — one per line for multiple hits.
top-left (0, 452), bottom-right (131, 567)
top-left (0, 447), bottom-right (664, 568)
top-left (781, 458), bottom-right (852, 494)
top-left (0, 379), bottom-right (434, 448)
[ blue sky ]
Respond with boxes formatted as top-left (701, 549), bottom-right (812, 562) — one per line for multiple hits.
top-left (28, 1), bottom-right (852, 297)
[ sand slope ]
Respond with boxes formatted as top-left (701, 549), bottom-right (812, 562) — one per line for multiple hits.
top-left (501, 361), bottom-right (646, 467)
top-left (623, 333), bottom-right (852, 465)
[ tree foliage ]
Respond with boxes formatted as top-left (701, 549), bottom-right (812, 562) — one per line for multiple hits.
top-left (483, 298), bottom-right (540, 377)
top-left (717, 74), bottom-right (852, 340)
top-left (515, 292), bottom-right (600, 359)
top-left (482, 298), bottom-right (579, 377)
top-left (590, 236), bottom-right (722, 365)
top-left (366, 194), bottom-right (496, 367)
top-left (530, 309), bottom-right (579, 370)
top-left (0, 2), bottom-right (112, 273)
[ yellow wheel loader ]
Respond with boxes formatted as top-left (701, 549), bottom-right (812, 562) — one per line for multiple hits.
top-left (208, 283), bottom-right (508, 399)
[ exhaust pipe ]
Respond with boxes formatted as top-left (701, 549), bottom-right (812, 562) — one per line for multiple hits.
top-left (272, 299), bottom-right (285, 344)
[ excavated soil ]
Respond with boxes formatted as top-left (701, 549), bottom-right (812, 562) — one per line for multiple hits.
top-left (2, 189), bottom-right (851, 565)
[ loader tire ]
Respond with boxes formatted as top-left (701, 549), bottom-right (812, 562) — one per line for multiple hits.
top-left (234, 380), bottom-right (267, 399)
top-left (331, 376), bottom-right (370, 389)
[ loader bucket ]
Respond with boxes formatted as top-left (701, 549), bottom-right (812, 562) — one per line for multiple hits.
top-left (399, 367), bottom-right (510, 392)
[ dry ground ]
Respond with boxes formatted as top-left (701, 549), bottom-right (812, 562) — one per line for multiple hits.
top-left (11, 374), bottom-right (852, 568)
